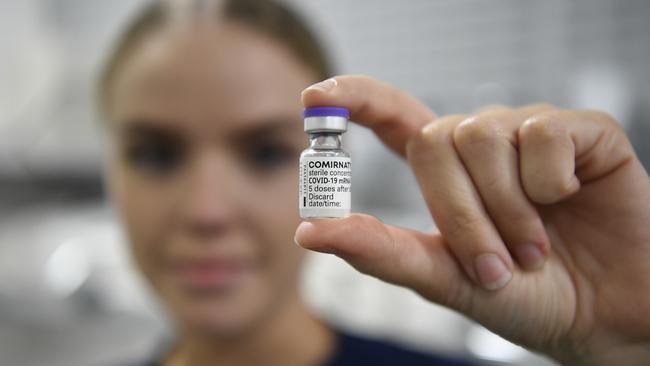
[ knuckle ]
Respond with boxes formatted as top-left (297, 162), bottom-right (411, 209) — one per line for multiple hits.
top-left (552, 178), bottom-right (579, 199)
top-left (444, 210), bottom-right (485, 243)
top-left (592, 110), bottom-right (624, 133)
top-left (520, 112), bottom-right (565, 141)
top-left (480, 173), bottom-right (505, 193)
top-left (527, 188), bottom-right (561, 205)
top-left (407, 115), bottom-right (462, 155)
top-left (453, 115), bottom-right (507, 149)
top-left (593, 111), bottom-right (632, 151)
top-left (523, 175), bottom-right (575, 204)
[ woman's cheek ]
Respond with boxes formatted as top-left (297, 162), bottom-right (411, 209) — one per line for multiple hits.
top-left (256, 178), bottom-right (305, 293)
top-left (267, 168), bottom-right (301, 223)
top-left (258, 170), bottom-right (303, 255)
top-left (111, 165), bottom-right (172, 272)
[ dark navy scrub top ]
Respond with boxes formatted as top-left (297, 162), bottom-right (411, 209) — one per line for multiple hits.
top-left (136, 330), bottom-right (478, 366)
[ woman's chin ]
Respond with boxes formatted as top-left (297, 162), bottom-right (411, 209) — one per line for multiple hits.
top-left (164, 279), bottom-right (272, 338)
top-left (182, 312), bottom-right (261, 338)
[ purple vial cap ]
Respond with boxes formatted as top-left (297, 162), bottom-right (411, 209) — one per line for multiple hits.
top-left (303, 106), bottom-right (350, 119)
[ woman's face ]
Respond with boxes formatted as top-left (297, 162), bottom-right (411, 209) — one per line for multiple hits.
top-left (106, 21), bottom-right (315, 337)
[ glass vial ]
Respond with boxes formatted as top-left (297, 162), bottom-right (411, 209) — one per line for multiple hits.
top-left (299, 107), bottom-right (351, 219)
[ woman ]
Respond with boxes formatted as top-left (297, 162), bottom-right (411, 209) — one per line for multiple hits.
top-left (100, 0), bottom-right (474, 365)
top-left (102, 0), bottom-right (650, 365)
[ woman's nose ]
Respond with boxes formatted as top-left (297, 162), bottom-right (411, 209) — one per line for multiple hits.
top-left (181, 152), bottom-right (241, 237)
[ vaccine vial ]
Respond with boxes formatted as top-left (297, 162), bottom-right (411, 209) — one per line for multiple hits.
top-left (299, 107), bottom-right (351, 219)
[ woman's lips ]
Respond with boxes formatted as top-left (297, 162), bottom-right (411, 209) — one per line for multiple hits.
top-left (170, 258), bottom-right (253, 290)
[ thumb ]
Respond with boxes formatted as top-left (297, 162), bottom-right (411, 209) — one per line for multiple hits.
top-left (294, 213), bottom-right (467, 307)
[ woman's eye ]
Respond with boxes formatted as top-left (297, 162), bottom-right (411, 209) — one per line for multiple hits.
top-left (125, 141), bottom-right (184, 175)
top-left (246, 143), bottom-right (294, 171)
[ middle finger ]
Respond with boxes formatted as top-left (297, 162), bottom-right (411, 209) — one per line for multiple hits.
top-left (452, 105), bottom-right (554, 271)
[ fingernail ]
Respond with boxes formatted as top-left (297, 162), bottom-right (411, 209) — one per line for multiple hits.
top-left (514, 243), bottom-right (545, 270)
top-left (294, 222), bottom-right (308, 247)
top-left (305, 78), bottom-right (338, 93)
top-left (474, 253), bottom-right (512, 290)
top-left (293, 234), bottom-right (336, 254)
top-left (293, 234), bottom-right (302, 247)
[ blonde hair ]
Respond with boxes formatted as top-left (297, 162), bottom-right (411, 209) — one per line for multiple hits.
top-left (98, 0), bottom-right (332, 115)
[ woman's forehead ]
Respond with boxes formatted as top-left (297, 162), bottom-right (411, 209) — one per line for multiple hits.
top-left (108, 22), bottom-right (315, 133)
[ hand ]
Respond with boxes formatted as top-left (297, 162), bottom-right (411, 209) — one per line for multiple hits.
top-left (294, 75), bottom-right (650, 365)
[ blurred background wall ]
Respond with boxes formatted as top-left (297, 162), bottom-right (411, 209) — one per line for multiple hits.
top-left (0, 1), bottom-right (648, 365)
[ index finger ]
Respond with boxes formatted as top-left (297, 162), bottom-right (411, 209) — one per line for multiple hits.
top-left (301, 75), bottom-right (435, 156)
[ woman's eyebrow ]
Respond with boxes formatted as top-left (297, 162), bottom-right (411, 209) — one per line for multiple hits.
top-left (118, 119), bottom-right (184, 140)
top-left (231, 118), bottom-right (302, 141)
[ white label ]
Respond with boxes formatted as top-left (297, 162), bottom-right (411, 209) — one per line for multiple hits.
top-left (299, 157), bottom-right (351, 218)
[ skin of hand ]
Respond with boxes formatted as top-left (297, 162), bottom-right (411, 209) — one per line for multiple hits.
top-left (294, 75), bottom-right (650, 366)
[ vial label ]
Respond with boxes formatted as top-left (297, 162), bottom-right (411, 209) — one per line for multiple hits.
top-left (299, 156), bottom-right (351, 218)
